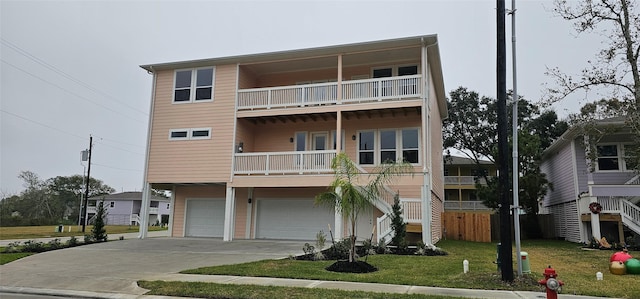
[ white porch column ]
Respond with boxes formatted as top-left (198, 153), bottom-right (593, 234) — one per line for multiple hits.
top-left (420, 42), bottom-right (433, 246)
top-left (245, 187), bottom-right (253, 239)
top-left (223, 187), bottom-right (236, 241)
top-left (588, 196), bottom-right (601, 240)
top-left (334, 209), bottom-right (343, 241)
top-left (138, 182), bottom-right (151, 239)
top-left (168, 186), bottom-right (176, 237)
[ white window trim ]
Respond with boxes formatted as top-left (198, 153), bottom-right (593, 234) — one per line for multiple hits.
top-left (169, 128), bottom-right (212, 141)
top-left (357, 128), bottom-right (421, 166)
top-left (357, 130), bottom-right (376, 165)
top-left (595, 142), bottom-right (634, 172)
top-left (169, 129), bottom-right (190, 140)
top-left (371, 64), bottom-right (420, 77)
top-left (172, 67), bottom-right (215, 104)
top-left (190, 128), bottom-right (212, 140)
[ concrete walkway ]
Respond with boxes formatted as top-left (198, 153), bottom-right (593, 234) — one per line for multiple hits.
top-left (0, 234), bottom-right (615, 299)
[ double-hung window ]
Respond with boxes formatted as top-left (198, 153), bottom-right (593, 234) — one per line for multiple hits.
top-left (358, 131), bottom-right (375, 165)
top-left (380, 130), bottom-right (397, 163)
top-left (596, 143), bottom-right (636, 171)
top-left (173, 67), bottom-right (214, 103)
top-left (596, 144), bottom-right (619, 171)
top-left (401, 128), bottom-right (419, 163)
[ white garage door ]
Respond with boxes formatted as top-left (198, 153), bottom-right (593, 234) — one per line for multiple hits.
top-left (256, 199), bottom-right (334, 240)
top-left (185, 199), bottom-right (225, 237)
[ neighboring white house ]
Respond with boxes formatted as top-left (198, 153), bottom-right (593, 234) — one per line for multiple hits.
top-left (87, 191), bottom-right (170, 226)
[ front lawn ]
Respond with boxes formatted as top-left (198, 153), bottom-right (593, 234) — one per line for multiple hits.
top-left (173, 239), bottom-right (639, 299)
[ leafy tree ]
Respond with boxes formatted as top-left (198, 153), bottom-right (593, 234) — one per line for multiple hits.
top-left (444, 87), bottom-right (568, 217)
top-left (47, 175), bottom-right (114, 222)
top-left (315, 153), bottom-right (411, 263)
top-left (0, 171), bottom-right (114, 226)
top-left (545, 0), bottom-right (639, 171)
top-left (389, 193), bottom-right (407, 250)
top-left (91, 201), bottom-right (108, 242)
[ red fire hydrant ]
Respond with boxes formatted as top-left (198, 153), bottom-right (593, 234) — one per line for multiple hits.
top-left (538, 265), bottom-right (564, 299)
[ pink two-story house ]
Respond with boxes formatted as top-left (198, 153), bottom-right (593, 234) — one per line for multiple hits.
top-left (138, 35), bottom-right (448, 245)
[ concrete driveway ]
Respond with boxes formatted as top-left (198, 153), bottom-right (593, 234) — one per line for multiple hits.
top-left (0, 237), bottom-right (305, 295)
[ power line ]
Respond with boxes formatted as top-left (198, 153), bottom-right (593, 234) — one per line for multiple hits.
top-left (94, 135), bottom-right (146, 149)
top-left (92, 163), bottom-right (143, 172)
top-left (0, 38), bottom-right (149, 116)
top-left (94, 140), bottom-right (144, 156)
top-left (1, 109), bottom-right (86, 140)
top-left (1, 59), bottom-right (146, 124)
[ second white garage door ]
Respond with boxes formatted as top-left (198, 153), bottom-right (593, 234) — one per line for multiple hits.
top-left (255, 199), bottom-right (334, 240)
top-left (184, 199), bottom-right (225, 237)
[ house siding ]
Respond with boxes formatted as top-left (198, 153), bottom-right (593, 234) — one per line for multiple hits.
top-left (147, 65), bottom-right (237, 183)
top-left (541, 140), bottom-right (577, 206)
top-left (429, 69), bottom-right (444, 201)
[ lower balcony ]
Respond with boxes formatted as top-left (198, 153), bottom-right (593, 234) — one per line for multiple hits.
top-left (234, 150), bottom-right (337, 175)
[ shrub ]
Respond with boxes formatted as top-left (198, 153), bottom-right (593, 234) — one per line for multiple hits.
top-left (375, 237), bottom-right (390, 254)
top-left (22, 240), bottom-right (45, 253)
top-left (3, 241), bottom-right (22, 253)
top-left (84, 234), bottom-right (94, 244)
top-left (390, 194), bottom-right (407, 250)
top-left (303, 243), bottom-right (315, 256)
top-left (315, 230), bottom-right (326, 251)
top-left (325, 238), bottom-right (352, 260)
top-left (47, 238), bottom-right (62, 249)
top-left (91, 201), bottom-right (108, 242)
top-left (66, 236), bottom-right (79, 247)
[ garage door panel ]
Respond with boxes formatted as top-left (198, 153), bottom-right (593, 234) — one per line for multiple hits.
top-left (256, 199), bottom-right (334, 240)
top-left (185, 199), bottom-right (225, 237)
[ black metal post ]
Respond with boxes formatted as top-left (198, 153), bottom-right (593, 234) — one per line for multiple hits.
top-left (497, 0), bottom-right (514, 282)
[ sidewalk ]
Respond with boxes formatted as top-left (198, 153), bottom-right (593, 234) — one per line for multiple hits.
top-left (0, 275), bottom-right (613, 299)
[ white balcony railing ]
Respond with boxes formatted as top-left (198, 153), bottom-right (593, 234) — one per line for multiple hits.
top-left (444, 176), bottom-right (491, 186)
top-left (234, 150), bottom-right (336, 175)
top-left (237, 75), bottom-right (421, 110)
top-left (401, 199), bottom-right (422, 223)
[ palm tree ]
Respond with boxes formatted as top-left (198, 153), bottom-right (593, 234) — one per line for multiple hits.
top-left (315, 152), bottom-right (412, 263)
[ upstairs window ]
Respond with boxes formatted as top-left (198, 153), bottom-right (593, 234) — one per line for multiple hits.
top-left (597, 144), bottom-right (619, 170)
top-left (173, 67), bottom-right (214, 103)
top-left (596, 143), bottom-right (635, 171)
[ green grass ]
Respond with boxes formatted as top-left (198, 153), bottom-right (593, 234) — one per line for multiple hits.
top-left (175, 240), bottom-right (640, 299)
top-left (0, 225), bottom-right (167, 240)
top-left (138, 281), bottom-right (467, 299)
top-left (0, 251), bottom-right (32, 265)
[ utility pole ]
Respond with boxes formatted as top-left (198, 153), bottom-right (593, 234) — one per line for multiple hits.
top-left (82, 135), bottom-right (92, 233)
top-left (510, 0), bottom-right (523, 277)
top-left (497, 0), bottom-right (514, 282)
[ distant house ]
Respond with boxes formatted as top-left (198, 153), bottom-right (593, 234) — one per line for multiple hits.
top-left (443, 156), bottom-right (495, 212)
top-left (87, 192), bottom-right (170, 226)
top-left (138, 35), bottom-right (448, 244)
top-left (540, 118), bottom-right (640, 244)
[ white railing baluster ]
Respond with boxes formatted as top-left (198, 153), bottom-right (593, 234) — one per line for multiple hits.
top-left (234, 150), bottom-right (336, 175)
top-left (237, 75), bottom-right (422, 110)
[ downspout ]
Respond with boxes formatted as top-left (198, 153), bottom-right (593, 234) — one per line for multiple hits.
top-left (139, 66), bottom-right (157, 239)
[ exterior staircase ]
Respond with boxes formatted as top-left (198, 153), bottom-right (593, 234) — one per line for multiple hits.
top-left (353, 165), bottom-right (422, 243)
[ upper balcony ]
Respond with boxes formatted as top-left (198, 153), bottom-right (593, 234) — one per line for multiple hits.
top-left (237, 75), bottom-right (422, 111)
top-left (444, 176), bottom-right (490, 187)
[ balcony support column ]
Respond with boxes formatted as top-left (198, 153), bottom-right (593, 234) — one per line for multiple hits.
top-left (336, 110), bottom-right (342, 153)
top-left (223, 186), bottom-right (236, 241)
top-left (337, 54), bottom-right (342, 104)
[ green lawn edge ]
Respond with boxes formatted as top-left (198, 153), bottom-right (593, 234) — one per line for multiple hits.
top-left (138, 280), bottom-right (467, 299)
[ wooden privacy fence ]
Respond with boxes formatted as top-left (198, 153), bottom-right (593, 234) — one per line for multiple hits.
top-left (442, 212), bottom-right (492, 243)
